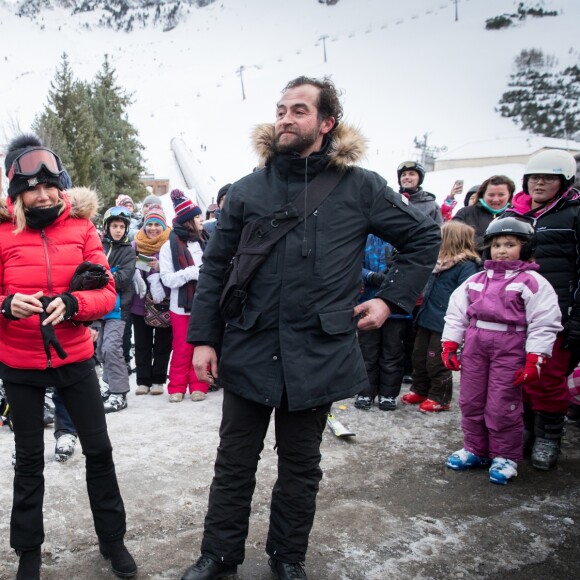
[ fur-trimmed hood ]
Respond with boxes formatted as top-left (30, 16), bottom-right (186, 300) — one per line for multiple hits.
top-left (0, 186), bottom-right (100, 223)
top-left (251, 123), bottom-right (368, 170)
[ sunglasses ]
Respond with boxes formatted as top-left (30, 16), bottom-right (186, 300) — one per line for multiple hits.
top-left (397, 161), bottom-right (420, 171)
top-left (528, 174), bottom-right (559, 184)
top-left (7, 148), bottom-right (63, 182)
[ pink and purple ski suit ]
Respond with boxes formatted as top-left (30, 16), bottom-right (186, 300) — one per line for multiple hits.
top-left (443, 259), bottom-right (562, 461)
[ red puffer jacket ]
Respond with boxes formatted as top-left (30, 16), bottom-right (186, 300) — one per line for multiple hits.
top-left (0, 187), bottom-right (116, 370)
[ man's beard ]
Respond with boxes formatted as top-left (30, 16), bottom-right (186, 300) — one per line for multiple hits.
top-left (274, 125), bottom-right (320, 155)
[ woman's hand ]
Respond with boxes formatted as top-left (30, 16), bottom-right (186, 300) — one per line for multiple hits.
top-left (42, 296), bottom-right (68, 326)
top-left (10, 291), bottom-right (44, 319)
top-left (148, 257), bottom-right (159, 272)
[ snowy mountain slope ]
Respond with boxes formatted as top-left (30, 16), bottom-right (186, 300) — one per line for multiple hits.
top-left (0, 0), bottom-right (578, 206)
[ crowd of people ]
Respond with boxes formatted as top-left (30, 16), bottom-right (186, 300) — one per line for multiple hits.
top-left (0, 75), bottom-right (578, 580)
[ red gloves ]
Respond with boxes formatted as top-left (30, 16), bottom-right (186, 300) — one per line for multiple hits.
top-left (514, 353), bottom-right (545, 385)
top-left (441, 341), bottom-right (461, 371)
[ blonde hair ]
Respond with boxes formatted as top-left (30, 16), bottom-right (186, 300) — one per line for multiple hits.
top-left (12, 192), bottom-right (65, 234)
top-left (439, 221), bottom-right (479, 262)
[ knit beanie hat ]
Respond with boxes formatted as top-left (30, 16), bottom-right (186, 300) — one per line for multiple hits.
top-left (216, 183), bottom-right (231, 207)
top-left (143, 207), bottom-right (167, 230)
top-left (143, 194), bottom-right (162, 207)
top-left (60, 169), bottom-right (73, 190)
top-left (4, 134), bottom-right (63, 200)
top-left (116, 194), bottom-right (134, 210)
top-left (170, 189), bottom-right (202, 225)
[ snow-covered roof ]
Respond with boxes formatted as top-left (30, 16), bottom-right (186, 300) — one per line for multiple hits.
top-left (437, 136), bottom-right (580, 162)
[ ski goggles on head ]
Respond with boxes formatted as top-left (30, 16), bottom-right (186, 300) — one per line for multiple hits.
top-left (103, 206), bottom-right (132, 227)
top-left (108, 206), bottom-right (132, 219)
top-left (7, 147), bottom-right (63, 182)
top-left (397, 161), bottom-right (420, 172)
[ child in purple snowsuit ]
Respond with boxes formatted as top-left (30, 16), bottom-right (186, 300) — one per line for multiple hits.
top-left (441, 217), bottom-right (562, 485)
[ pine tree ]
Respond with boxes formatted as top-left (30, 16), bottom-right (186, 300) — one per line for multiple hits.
top-left (89, 54), bottom-right (145, 208)
top-left (33, 53), bottom-right (146, 209)
top-left (497, 49), bottom-right (580, 138)
top-left (33, 53), bottom-right (98, 187)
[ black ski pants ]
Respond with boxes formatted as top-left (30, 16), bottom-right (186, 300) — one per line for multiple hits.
top-left (132, 313), bottom-right (173, 387)
top-left (5, 371), bottom-right (126, 550)
top-left (410, 326), bottom-right (453, 404)
top-left (201, 389), bottom-right (331, 565)
top-left (358, 317), bottom-right (408, 398)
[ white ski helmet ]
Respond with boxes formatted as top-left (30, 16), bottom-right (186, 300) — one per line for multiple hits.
top-left (524, 149), bottom-right (577, 181)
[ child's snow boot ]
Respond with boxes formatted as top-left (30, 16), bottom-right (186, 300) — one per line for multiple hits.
top-left (489, 457), bottom-right (517, 485)
top-left (446, 448), bottom-right (491, 471)
top-left (531, 437), bottom-right (561, 470)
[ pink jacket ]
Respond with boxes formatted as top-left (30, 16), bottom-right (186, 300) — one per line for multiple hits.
top-left (443, 259), bottom-right (562, 356)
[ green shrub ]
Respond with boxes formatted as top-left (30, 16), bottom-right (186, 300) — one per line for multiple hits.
top-left (485, 15), bottom-right (513, 30)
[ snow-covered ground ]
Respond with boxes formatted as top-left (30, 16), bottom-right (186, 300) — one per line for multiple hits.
top-left (0, 373), bottom-right (579, 579)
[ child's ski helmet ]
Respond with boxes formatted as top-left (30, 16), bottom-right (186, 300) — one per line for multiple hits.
top-left (482, 217), bottom-right (536, 261)
top-left (103, 206), bottom-right (132, 232)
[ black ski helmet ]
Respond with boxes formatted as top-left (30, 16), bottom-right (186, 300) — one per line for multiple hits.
top-left (482, 217), bottom-right (536, 261)
top-left (103, 206), bottom-right (132, 235)
top-left (464, 184), bottom-right (480, 207)
top-left (397, 160), bottom-right (425, 187)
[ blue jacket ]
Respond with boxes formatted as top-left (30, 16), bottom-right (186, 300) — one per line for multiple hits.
top-left (416, 258), bottom-right (479, 334)
top-left (359, 234), bottom-right (411, 319)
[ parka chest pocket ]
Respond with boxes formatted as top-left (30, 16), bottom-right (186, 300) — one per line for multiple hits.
top-left (319, 308), bottom-right (357, 335)
top-left (226, 308), bottom-right (261, 331)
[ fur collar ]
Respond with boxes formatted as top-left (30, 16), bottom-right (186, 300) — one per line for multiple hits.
top-left (0, 186), bottom-right (100, 224)
top-left (251, 123), bottom-right (368, 170)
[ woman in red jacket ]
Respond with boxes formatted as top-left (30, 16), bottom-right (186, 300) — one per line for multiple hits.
top-left (0, 135), bottom-right (137, 579)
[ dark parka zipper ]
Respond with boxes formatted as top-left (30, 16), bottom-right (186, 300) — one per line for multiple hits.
top-left (40, 229), bottom-right (54, 368)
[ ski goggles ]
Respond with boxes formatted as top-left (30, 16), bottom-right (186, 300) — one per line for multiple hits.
top-left (108, 206), bottom-right (132, 219)
top-left (397, 161), bottom-right (420, 172)
top-left (7, 148), bottom-right (63, 182)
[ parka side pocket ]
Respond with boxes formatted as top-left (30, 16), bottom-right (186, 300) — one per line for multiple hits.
top-left (226, 308), bottom-right (261, 331)
top-left (319, 308), bottom-right (357, 335)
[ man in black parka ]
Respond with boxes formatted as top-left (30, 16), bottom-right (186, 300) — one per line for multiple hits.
top-left (182, 76), bottom-right (441, 580)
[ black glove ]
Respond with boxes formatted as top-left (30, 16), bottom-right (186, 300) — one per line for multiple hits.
top-left (59, 292), bottom-right (79, 320)
top-left (366, 271), bottom-right (386, 288)
top-left (565, 339), bottom-right (580, 376)
top-left (69, 262), bottom-right (110, 291)
top-left (565, 307), bottom-right (580, 343)
top-left (1, 295), bottom-right (19, 320)
top-left (564, 308), bottom-right (580, 375)
top-left (38, 296), bottom-right (68, 360)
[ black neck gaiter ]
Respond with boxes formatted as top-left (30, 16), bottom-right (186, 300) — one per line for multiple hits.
top-left (25, 206), bottom-right (61, 230)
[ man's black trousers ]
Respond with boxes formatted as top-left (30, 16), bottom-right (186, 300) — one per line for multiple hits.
top-left (201, 389), bottom-right (331, 565)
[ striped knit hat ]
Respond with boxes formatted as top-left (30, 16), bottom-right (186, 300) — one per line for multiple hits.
top-left (170, 189), bottom-right (202, 225)
top-left (143, 207), bottom-right (167, 231)
top-left (116, 194), bottom-right (134, 210)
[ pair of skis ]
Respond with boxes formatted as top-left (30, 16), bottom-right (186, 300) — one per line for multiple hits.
top-left (326, 413), bottom-right (355, 438)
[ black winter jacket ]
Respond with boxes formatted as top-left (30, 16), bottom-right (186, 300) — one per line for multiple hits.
top-left (188, 124), bottom-right (441, 411)
top-left (404, 188), bottom-right (443, 225)
top-left (453, 202), bottom-right (496, 254)
top-left (102, 236), bottom-right (136, 322)
top-left (504, 188), bottom-right (580, 330)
